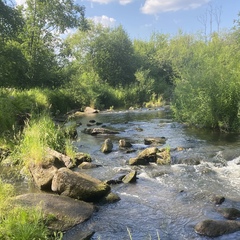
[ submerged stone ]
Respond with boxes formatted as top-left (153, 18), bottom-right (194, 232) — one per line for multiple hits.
top-left (194, 219), bottom-right (240, 237)
top-left (218, 207), bottom-right (240, 220)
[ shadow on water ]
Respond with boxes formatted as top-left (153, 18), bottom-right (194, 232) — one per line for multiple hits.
top-left (63, 108), bottom-right (240, 240)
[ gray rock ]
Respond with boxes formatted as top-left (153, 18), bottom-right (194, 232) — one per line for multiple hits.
top-left (99, 192), bottom-right (121, 204)
top-left (194, 219), bottom-right (240, 237)
top-left (122, 170), bottom-right (137, 183)
top-left (101, 138), bottom-right (113, 153)
top-left (119, 139), bottom-right (132, 148)
top-left (29, 163), bottom-right (58, 191)
top-left (46, 147), bottom-right (74, 168)
top-left (209, 195), bottom-right (225, 205)
top-left (218, 208), bottom-right (240, 220)
top-left (129, 147), bottom-right (159, 165)
top-left (128, 157), bottom-right (149, 165)
top-left (51, 167), bottom-right (111, 202)
top-left (83, 128), bottom-right (119, 135)
top-left (28, 148), bottom-right (76, 190)
top-left (144, 137), bottom-right (166, 145)
top-left (84, 107), bottom-right (99, 114)
top-left (75, 152), bottom-right (92, 165)
top-left (14, 193), bottom-right (95, 232)
top-left (78, 162), bottom-right (101, 169)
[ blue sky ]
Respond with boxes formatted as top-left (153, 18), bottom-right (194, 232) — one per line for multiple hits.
top-left (78, 0), bottom-right (240, 39)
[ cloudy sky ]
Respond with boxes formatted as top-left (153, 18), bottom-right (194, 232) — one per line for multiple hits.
top-left (14, 0), bottom-right (239, 39)
top-left (78, 0), bottom-right (240, 39)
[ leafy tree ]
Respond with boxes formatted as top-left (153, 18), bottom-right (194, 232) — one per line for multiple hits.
top-left (18, 0), bottom-right (87, 88)
top-left (0, 1), bottom-right (27, 87)
top-left (0, 0), bottom-right (23, 41)
top-left (133, 32), bottom-right (177, 100)
top-left (68, 24), bottom-right (137, 87)
top-left (90, 25), bottom-right (136, 87)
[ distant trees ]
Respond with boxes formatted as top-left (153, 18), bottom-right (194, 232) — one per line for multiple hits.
top-left (1, 1), bottom-right (240, 132)
top-left (66, 24), bottom-right (136, 87)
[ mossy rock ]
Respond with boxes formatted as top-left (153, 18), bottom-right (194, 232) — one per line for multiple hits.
top-left (14, 193), bottom-right (95, 232)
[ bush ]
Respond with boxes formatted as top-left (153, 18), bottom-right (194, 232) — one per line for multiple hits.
top-left (171, 32), bottom-right (240, 132)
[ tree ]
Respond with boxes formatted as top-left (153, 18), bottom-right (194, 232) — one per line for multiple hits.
top-left (133, 32), bottom-right (177, 100)
top-left (19, 0), bottom-right (87, 87)
top-left (90, 25), bottom-right (136, 87)
top-left (0, 0), bottom-right (27, 87)
top-left (0, 0), bottom-right (23, 41)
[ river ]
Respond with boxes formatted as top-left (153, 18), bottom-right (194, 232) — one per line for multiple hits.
top-left (62, 108), bottom-right (240, 240)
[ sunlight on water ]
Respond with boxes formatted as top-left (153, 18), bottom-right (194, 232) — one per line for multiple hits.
top-left (62, 108), bottom-right (240, 240)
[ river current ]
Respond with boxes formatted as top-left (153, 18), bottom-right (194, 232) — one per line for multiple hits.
top-left (63, 108), bottom-right (240, 240)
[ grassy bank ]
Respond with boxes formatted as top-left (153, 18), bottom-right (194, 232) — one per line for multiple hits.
top-left (0, 179), bottom-right (63, 240)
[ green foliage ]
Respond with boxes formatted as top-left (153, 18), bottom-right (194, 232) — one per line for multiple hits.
top-left (0, 179), bottom-right (58, 240)
top-left (171, 31), bottom-right (240, 132)
top-left (0, 205), bottom-right (49, 240)
top-left (14, 113), bottom-right (67, 165)
top-left (0, 0), bottom-right (24, 40)
top-left (0, 88), bottom-right (50, 134)
top-left (66, 24), bottom-right (137, 88)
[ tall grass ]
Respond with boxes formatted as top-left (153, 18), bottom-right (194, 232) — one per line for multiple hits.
top-left (0, 179), bottom-right (59, 240)
top-left (13, 113), bottom-right (75, 166)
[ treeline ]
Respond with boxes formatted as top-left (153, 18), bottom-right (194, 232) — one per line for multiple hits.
top-left (1, 0), bottom-right (240, 132)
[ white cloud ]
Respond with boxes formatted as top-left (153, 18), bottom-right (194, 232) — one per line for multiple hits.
top-left (88, 0), bottom-right (114, 3)
top-left (15, 0), bottom-right (26, 6)
top-left (141, 0), bottom-right (211, 14)
top-left (90, 15), bottom-right (116, 27)
top-left (119, 0), bottom-right (133, 5)
top-left (87, 0), bottom-right (133, 4)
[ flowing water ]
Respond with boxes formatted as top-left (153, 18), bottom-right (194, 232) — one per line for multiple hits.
top-left (63, 108), bottom-right (240, 240)
top-left (1, 108), bottom-right (239, 240)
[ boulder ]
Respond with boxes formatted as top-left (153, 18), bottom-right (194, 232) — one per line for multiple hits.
top-left (128, 157), bottom-right (149, 165)
top-left (156, 148), bottom-right (171, 165)
top-left (105, 173), bottom-right (126, 185)
top-left (46, 147), bottom-right (74, 168)
top-left (14, 193), bottom-right (95, 232)
top-left (129, 147), bottom-right (159, 165)
top-left (101, 138), bottom-right (113, 153)
top-left (51, 167), bottom-right (111, 202)
top-left (75, 152), bottom-right (92, 166)
top-left (28, 148), bottom-right (76, 191)
top-left (83, 127), bottom-right (119, 135)
top-left (144, 137), bottom-right (166, 145)
top-left (137, 147), bottom-right (159, 161)
top-left (28, 163), bottom-right (58, 191)
top-left (119, 139), bottom-right (132, 148)
top-left (84, 107), bottom-right (99, 114)
top-left (194, 219), bottom-right (240, 237)
top-left (78, 162), bottom-right (101, 169)
top-left (122, 170), bottom-right (137, 183)
top-left (217, 208), bottom-right (240, 220)
top-left (99, 192), bottom-right (121, 204)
